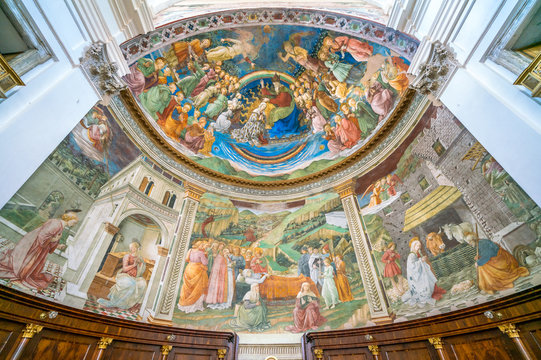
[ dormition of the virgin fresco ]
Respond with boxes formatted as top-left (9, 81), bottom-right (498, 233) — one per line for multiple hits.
top-left (124, 24), bottom-right (413, 182)
top-left (173, 192), bottom-right (366, 333)
top-left (356, 105), bottom-right (541, 322)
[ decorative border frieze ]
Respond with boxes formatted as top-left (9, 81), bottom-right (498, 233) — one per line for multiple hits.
top-left (120, 8), bottom-right (419, 65)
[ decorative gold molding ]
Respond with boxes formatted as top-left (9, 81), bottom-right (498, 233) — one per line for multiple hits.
top-left (120, 87), bottom-right (416, 190)
top-left (97, 337), bottom-right (113, 349)
top-left (104, 222), bottom-right (120, 235)
top-left (0, 54), bottom-right (25, 98)
top-left (22, 324), bottom-right (43, 338)
top-left (217, 348), bottom-right (227, 359)
top-left (428, 337), bottom-right (444, 350)
top-left (161, 345), bottom-right (172, 355)
top-left (499, 323), bottom-right (520, 338)
top-left (334, 179), bottom-right (356, 199)
top-left (184, 182), bottom-right (206, 201)
top-left (368, 345), bottom-right (380, 355)
top-left (314, 348), bottom-right (324, 359)
top-left (514, 52), bottom-right (541, 97)
top-left (157, 245), bottom-right (169, 257)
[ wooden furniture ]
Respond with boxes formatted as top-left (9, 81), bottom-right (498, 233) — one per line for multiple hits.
top-left (0, 286), bottom-right (237, 359)
top-left (87, 252), bottom-right (155, 300)
top-left (303, 285), bottom-right (541, 360)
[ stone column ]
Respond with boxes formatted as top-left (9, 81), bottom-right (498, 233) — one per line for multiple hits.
top-left (334, 180), bottom-right (394, 324)
top-left (147, 183), bottom-right (205, 325)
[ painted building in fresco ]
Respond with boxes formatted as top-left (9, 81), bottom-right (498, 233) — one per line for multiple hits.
top-left (0, 5), bottom-right (540, 343)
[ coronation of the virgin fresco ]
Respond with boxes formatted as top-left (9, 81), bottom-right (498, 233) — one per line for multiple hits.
top-left (124, 24), bottom-right (413, 181)
top-left (0, 8), bottom-right (541, 340)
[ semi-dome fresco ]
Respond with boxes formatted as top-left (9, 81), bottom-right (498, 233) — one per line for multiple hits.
top-left (123, 19), bottom-right (415, 182)
top-left (1, 7), bottom-right (540, 343)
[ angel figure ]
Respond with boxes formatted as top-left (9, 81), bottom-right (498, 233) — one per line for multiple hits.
top-left (280, 32), bottom-right (325, 75)
top-left (360, 180), bottom-right (385, 207)
top-left (385, 174), bottom-right (403, 197)
top-left (206, 29), bottom-right (264, 68)
top-left (72, 107), bottom-right (113, 165)
top-left (381, 56), bottom-right (410, 96)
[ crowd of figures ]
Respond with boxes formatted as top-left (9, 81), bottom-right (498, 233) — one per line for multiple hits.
top-left (124, 28), bottom-right (409, 160)
top-left (177, 240), bottom-right (355, 332)
top-left (376, 230), bottom-right (530, 308)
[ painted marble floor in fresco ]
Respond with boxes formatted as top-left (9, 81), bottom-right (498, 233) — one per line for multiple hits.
top-left (391, 263), bottom-right (541, 322)
top-left (172, 289), bottom-right (367, 333)
top-left (83, 297), bottom-right (142, 321)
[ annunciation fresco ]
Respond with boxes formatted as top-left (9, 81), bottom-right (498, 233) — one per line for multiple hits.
top-left (0, 104), bottom-right (141, 302)
top-left (173, 192), bottom-right (366, 333)
top-left (124, 24), bottom-right (413, 181)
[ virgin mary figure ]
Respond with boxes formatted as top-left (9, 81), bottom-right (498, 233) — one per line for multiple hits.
top-left (401, 238), bottom-right (445, 306)
top-left (98, 241), bottom-right (147, 310)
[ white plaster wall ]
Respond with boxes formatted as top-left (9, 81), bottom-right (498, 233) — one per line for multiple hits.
top-left (440, 0), bottom-right (541, 206)
top-left (0, 0), bottom-right (98, 209)
top-left (390, 0), bottom-right (541, 206)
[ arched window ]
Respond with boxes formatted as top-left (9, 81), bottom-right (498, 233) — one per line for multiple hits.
top-left (168, 194), bottom-right (177, 208)
top-left (162, 191), bottom-right (171, 205)
top-left (139, 177), bottom-right (148, 192)
top-left (144, 181), bottom-right (154, 195)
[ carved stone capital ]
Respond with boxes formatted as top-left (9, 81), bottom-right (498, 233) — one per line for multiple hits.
top-left (22, 324), bottom-right (43, 338)
top-left (97, 337), bottom-right (113, 349)
top-left (161, 345), bottom-right (172, 355)
top-left (184, 183), bottom-right (206, 201)
top-left (81, 42), bottom-right (125, 98)
top-left (104, 222), bottom-right (120, 235)
top-left (334, 179), bottom-right (356, 199)
top-left (368, 345), bottom-right (380, 355)
top-left (157, 245), bottom-right (169, 257)
top-left (410, 41), bottom-right (458, 99)
top-left (428, 337), bottom-right (444, 350)
top-left (499, 323), bottom-right (520, 338)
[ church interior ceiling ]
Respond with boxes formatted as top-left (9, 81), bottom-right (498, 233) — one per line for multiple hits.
top-left (119, 8), bottom-right (419, 190)
top-left (0, 7), bottom-right (540, 340)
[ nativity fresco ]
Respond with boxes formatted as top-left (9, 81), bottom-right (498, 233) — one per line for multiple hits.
top-left (357, 104), bottom-right (541, 321)
top-left (124, 24), bottom-right (412, 182)
top-left (172, 192), bottom-right (368, 333)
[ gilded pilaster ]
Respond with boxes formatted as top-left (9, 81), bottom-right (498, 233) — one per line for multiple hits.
top-left (334, 180), bottom-right (393, 323)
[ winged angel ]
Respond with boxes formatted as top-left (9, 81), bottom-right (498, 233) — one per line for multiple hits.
top-left (206, 29), bottom-right (268, 68)
top-left (280, 31), bottom-right (325, 75)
